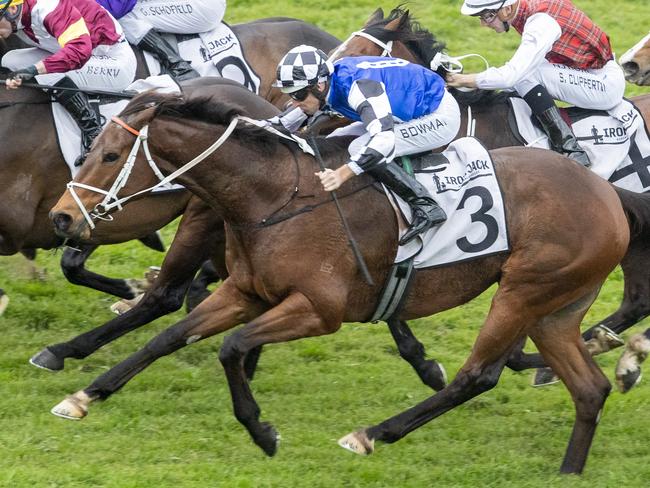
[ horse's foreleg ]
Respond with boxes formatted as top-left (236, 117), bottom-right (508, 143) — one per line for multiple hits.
top-left (219, 292), bottom-right (339, 457)
top-left (528, 291), bottom-right (610, 474)
top-left (615, 328), bottom-right (650, 392)
top-left (50, 280), bottom-right (267, 420)
top-left (60, 244), bottom-right (140, 299)
top-left (387, 319), bottom-right (446, 391)
top-left (338, 290), bottom-right (532, 456)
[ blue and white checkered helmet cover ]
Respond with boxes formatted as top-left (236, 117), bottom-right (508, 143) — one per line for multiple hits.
top-left (273, 45), bottom-right (334, 93)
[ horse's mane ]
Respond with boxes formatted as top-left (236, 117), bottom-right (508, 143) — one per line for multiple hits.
top-left (449, 88), bottom-right (517, 108)
top-left (364, 6), bottom-right (446, 69)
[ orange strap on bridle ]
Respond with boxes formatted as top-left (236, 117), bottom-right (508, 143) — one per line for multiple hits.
top-left (111, 116), bottom-right (140, 136)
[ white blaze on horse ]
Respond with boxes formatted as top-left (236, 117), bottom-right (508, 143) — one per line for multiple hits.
top-left (620, 32), bottom-right (650, 86)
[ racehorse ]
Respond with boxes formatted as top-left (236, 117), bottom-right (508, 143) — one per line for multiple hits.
top-left (620, 31), bottom-right (650, 86)
top-left (0, 19), bottom-right (339, 305)
top-left (331, 6), bottom-right (650, 388)
top-left (46, 83), bottom-right (650, 474)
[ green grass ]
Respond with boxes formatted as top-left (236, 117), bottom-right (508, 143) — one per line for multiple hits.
top-left (2, 1), bottom-right (650, 486)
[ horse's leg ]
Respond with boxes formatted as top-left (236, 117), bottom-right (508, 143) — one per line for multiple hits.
top-left (527, 294), bottom-right (611, 474)
top-left (0, 288), bottom-right (8, 316)
top-left (50, 279), bottom-right (268, 420)
top-left (31, 203), bottom-right (223, 371)
top-left (337, 288), bottom-right (544, 456)
top-left (387, 319), bottom-right (446, 391)
top-left (60, 244), bottom-right (142, 299)
top-left (615, 328), bottom-right (650, 392)
top-left (219, 292), bottom-right (339, 456)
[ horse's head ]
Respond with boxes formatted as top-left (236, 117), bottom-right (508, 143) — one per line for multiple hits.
top-left (329, 6), bottom-right (447, 76)
top-left (620, 32), bottom-right (650, 86)
top-left (50, 80), bottom-right (281, 240)
top-left (50, 91), bottom-right (166, 240)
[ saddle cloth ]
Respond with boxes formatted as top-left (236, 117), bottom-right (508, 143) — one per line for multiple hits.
top-left (52, 75), bottom-right (184, 194)
top-left (510, 98), bottom-right (650, 193)
top-left (143, 22), bottom-right (261, 94)
top-left (391, 137), bottom-right (510, 268)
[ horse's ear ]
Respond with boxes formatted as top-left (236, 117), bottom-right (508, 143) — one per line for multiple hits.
top-left (384, 9), bottom-right (409, 32)
top-left (364, 8), bottom-right (384, 27)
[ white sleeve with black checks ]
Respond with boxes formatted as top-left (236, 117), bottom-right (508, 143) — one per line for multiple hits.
top-left (346, 79), bottom-right (396, 174)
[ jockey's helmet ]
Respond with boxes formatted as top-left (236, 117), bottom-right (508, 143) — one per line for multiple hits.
top-left (273, 45), bottom-right (334, 94)
top-left (460, 0), bottom-right (517, 16)
top-left (0, 0), bottom-right (23, 21)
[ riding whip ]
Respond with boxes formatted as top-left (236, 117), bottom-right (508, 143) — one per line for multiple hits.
top-left (307, 118), bottom-right (375, 286)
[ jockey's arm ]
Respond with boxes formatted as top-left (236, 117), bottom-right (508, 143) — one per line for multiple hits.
top-left (267, 106), bottom-right (308, 133)
top-left (41, 10), bottom-right (93, 74)
top-left (448, 13), bottom-right (560, 90)
top-left (317, 79), bottom-right (395, 191)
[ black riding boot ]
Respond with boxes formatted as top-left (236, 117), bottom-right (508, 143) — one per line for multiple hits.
top-left (52, 77), bottom-right (102, 166)
top-left (137, 30), bottom-right (199, 81)
top-left (369, 162), bottom-right (447, 245)
top-left (523, 84), bottom-right (590, 167)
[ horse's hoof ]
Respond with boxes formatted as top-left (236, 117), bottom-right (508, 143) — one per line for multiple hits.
top-left (110, 294), bottom-right (143, 315)
top-left (29, 348), bottom-right (64, 371)
top-left (0, 290), bottom-right (8, 316)
top-left (257, 422), bottom-right (280, 457)
top-left (51, 396), bottom-right (88, 420)
top-left (338, 430), bottom-right (375, 455)
top-left (616, 368), bottom-right (642, 393)
top-left (422, 360), bottom-right (447, 391)
top-left (531, 367), bottom-right (560, 387)
top-left (586, 325), bottom-right (625, 355)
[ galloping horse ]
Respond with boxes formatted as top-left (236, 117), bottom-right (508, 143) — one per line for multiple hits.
top-left (0, 19), bottom-right (339, 303)
top-left (47, 83), bottom-right (650, 474)
top-left (331, 6), bottom-right (650, 387)
top-left (620, 31), bottom-right (650, 86)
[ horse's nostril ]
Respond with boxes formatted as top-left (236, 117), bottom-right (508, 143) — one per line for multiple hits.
top-left (52, 212), bottom-right (73, 233)
top-left (622, 62), bottom-right (639, 76)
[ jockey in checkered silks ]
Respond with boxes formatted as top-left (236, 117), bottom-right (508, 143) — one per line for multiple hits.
top-left (0, 0), bottom-right (136, 164)
top-left (270, 45), bottom-right (461, 245)
top-left (97, 0), bottom-right (226, 81)
top-left (447, 0), bottom-right (632, 168)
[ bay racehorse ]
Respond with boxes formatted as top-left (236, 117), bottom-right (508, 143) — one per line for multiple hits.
top-left (39, 78), bottom-right (446, 391)
top-left (46, 83), bottom-right (650, 474)
top-left (0, 19), bottom-right (339, 304)
top-left (331, 6), bottom-right (650, 389)
top-left (620, 31), bottom-right (650, 86)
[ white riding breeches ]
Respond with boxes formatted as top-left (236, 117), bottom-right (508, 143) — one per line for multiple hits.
top-left (347, 89), bottom-right (461, 159)
top-left (119, 0), bottom-right (226, 44)
top-left (514, 59), bottom-right (626, 111)
top-left (1, 41), bottom-right (136, 90)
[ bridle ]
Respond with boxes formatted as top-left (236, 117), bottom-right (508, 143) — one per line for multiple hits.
top-left (66, 115), bottom-right (239, 230)
top-left (328, 30), bottom-right (393, 61)
top-left (65, 114), bottom-right (316, 230)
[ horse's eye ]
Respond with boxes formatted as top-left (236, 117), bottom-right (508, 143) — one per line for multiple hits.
top-left (103, 152), bottom-right (120, 164)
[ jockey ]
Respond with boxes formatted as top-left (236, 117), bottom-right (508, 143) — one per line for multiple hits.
top-left (97, 0), bottom-right (226, 81)
top-left (272, 45), bottom-right (461, 245)
top-left (0, 0), bottom-right (136, 164)
top-left (447, 0), bottom-right (628, 168)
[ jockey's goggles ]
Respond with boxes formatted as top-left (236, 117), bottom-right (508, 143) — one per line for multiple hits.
top-left (477, 9), bottom-right (499, 23)
top-left (0, 0), bottom-right (23, 21)
top-left (289, 87), bottom-right (311, 102)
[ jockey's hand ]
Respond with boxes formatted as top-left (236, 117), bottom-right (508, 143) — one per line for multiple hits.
top-left (446, 73), bottom-right (478, 89)
top-left (5, 65), bottom-right (38, 90)
top-left (315, 165), bottom-right (355, 192)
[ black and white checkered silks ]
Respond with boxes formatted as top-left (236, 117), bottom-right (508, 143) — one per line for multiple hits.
top-left (346, 79), bottom-right (396, 174)
top-left (274, 45), bottom-right (332, 92)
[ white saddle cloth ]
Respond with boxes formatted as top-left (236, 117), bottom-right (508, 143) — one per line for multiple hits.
top-left (510, 98), bottom-right (650, 193)
top-left (143, 22), bottom-right (261, 94)
top-left (393, 137), bottom-right (510, 269)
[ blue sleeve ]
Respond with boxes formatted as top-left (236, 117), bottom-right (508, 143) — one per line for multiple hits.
top-left (95, 0), bottom-right (137, 19)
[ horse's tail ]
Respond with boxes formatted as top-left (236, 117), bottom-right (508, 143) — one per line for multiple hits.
top-left (616, 188), bottom-right (650, 245)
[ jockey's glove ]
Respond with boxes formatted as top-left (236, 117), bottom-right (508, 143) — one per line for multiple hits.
top-left (9, 65), bottom-right (38, 82)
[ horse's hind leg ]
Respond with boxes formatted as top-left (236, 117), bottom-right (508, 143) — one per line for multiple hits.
top-left (50, 279), bottom-right (268, 420)
top-left (387, 319), bottom-right (446, 391)
top-left (528, 290), bottom-right (611, 474)
top-left (0, 288), bottom-right (8, 316)
top-left (339, 288), bottom-right (532, 456)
